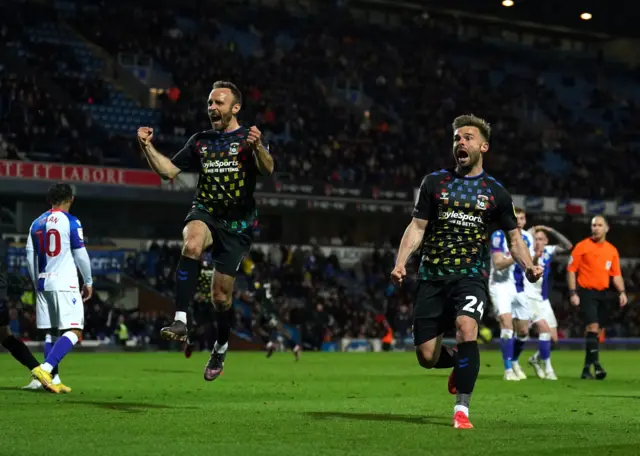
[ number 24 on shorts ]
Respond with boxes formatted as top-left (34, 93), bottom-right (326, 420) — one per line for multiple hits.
top-left (462, 295), bottom-right (484, 318)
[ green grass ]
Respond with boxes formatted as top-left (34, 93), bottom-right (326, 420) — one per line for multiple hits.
top-left (1, 351), bottom-right (639, 456)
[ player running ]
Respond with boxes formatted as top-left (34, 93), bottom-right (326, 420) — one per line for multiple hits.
top-left (391, 114), bottom-right (542, 429)
top-left (252, 281), bottom-right (301, 361)
top-left (25, 183), bottom-right (93, 393)
top-left (524, 225), bottom-right (573, 380)
top-left (489, 208), bottom-right (534, 381)
top-left (137, 80), bottom-right (274, 381)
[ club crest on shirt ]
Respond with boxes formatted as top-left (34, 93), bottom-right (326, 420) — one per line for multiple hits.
top-left (229, 142), bottom-right (240, 155)
top-left (199, 144), bottom-right (208, 155)
top-left (476, 194), bottom-right (489, 211)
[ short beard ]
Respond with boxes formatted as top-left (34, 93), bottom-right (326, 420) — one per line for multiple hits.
top-left (210, 112), bottom-right (233, 131)
top-left (455, 153), bottom-right (480, 174)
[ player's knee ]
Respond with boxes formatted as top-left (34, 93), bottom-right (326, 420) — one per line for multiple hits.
top-left (456, 316), bottom-right (478, 342)
top-left (182, 236), bottom-right (204, 259)
top-left (415, 345), bottom-right (438, 369)
top-left (212, 292), bottom-right (231, 311)
top-left (536, 319), bottom-right (550, 333)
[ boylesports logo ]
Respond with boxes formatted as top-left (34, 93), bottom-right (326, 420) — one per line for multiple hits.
top-left (204, 159), bottom-right (239, 173)
top-left (439, 209), bottom-right (484, 227)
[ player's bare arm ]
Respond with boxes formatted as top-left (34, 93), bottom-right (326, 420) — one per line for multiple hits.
top-left (505, 228), bottom-right (542, 282)
top-left (491, 252), bottom-right (514, 271)
top-left (137, 127), bottom-right (181, 180)
top-left (247, 126), bottom-right (274, 176)
top-left (530, 225), bottom-right (573, 253)
top-left (390, 217), bottom-right (428, 285)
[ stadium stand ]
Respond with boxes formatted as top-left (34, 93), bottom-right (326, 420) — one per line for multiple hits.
top-left (1, 0), bottom-right (638, 198)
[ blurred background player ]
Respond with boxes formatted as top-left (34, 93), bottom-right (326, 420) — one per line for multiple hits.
top-left (25, 183), bottom-right (93, 393)
top-left (137, 80), bottom-right (274, 381)
top-left (390, 114), bottom-right (542, 429)
top-left (489, 207), bottom-right (534, 381)
top-left (567, 216), bottom-right (626, 380)
top-left (252, 280), bottom-right (300, 361)
top-left (525, 225), bottom-right (573, 380)
top-left (0, 233), bottom-right (44, 380)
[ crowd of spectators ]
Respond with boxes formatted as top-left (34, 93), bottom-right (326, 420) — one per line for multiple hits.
top-left (3, 238), bottom-right (640, 352)
top-left (0, 0), bottom-right (639, 199)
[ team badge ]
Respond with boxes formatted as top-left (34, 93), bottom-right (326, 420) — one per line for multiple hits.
top-left (229, 142), bottom-right (240, 155)
top-left (476, 194), bottom-right (489, 211)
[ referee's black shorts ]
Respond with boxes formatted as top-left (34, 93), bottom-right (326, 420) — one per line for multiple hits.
top-left (578, 288), bottom-right (613, 326)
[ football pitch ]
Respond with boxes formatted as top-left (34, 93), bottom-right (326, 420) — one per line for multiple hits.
top-left (1, 351), bottom-right (639, 456)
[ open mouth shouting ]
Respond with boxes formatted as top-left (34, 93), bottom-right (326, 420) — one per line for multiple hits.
top-left (456, 148), bottom-right (470, 166)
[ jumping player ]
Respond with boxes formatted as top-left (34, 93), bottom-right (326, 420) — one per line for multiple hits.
top-left (137, 80), bottom-right (274, 381)
top-left (390, 114), bottom-right (542, 429)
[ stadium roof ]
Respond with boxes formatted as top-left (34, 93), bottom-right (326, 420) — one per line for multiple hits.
top-left (355, 0), bottom-right (640, 38)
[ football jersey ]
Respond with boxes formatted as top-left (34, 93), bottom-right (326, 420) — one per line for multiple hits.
top-left (171, 127), bottom-right (266, 227)
top-left (26, 210), bottom-right (85, 292)
top-left (489, 230), bottom-right (515, 285)
top-left (527, 245), bottom-right (558, 300)
top-left (517, 230), bottom-right (535, 293)
top-left (412, 168), bottom-right (517, 281)
top-left (489, 229), bottom-right (534, 289)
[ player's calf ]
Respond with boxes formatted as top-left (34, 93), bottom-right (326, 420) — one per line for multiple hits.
top-left (453, 316), bottom-right (480, 426)
top-left (511, 319), bottom-right (529, 380)
top-left (498, 314), bottom-right (517, 378)
top-left (415, 343), bottom-right (455, 369)
top-left (39, 329), bottom-right (81, 376)
top-left (205, 275), bottom-right (235, 381)
top-left (162, 221), bottom-right (210, 341)
top-left (1, 327), bottom-right (40, 371)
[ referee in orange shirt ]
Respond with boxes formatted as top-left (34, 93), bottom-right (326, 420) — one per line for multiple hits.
top-left (566, 215), bottom-right (627, 380)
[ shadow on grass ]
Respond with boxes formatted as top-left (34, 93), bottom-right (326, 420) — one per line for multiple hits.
top-left (306, 411), bottom-right (450, 427)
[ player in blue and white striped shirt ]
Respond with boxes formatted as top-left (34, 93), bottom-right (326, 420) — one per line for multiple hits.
top-left (24, 183), bottom-right (93, 393)
top-left (525, 226), bottom-right (573, 380)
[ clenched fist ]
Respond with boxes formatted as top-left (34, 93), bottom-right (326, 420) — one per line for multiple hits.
top-left (390, 265), bottom-right (406, 286)
top-left (137, 127), bottom-right (154, 146)
top-left (525, 265), bottom-right (544, 283)
top-left (247, 126), bottom-right (262, 149)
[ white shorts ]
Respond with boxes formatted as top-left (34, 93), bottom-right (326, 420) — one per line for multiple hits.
top-left (36, 291), bottom-right (85, 330)
top-left (490, 284), bottom-right (531, 321)
top-left (530, 298), bottom-right (557, 328)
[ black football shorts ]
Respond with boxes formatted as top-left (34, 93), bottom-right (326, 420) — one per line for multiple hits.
top-left (412, 276), bottom-right (489, 346)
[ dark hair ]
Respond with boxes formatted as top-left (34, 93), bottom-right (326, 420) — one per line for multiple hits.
top-left (212, 80), bottom-right (242, 106)
top-left (47, 183), bottom-right (74, 206)
top-left (452, 114), bottom-right (491, 142)
top-left (514, 207), bottom-right (525, 215)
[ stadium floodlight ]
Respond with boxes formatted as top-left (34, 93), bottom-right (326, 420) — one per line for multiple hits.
top-left (580, 12), bottom-right (593, 20)
top-left (502, 0), bottom-right (514, 6)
